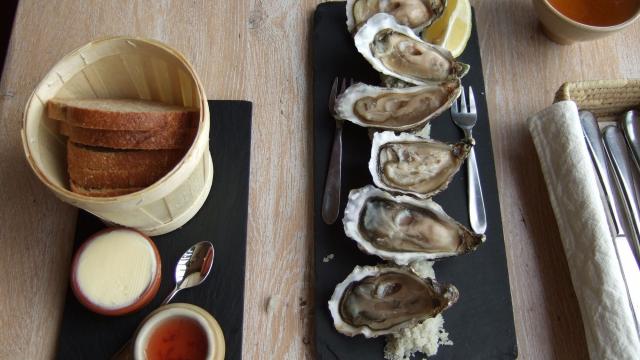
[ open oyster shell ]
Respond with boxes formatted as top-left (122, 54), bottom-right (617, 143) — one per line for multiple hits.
top-left (328, 265), bottom-right (458, 337)
top-left (343, 186), bottom-right (485, 265)
top-left (346, 0), bottom-right (447, 33)
top-left (335, 79), bottom-right (461, 131)
top-left (354, 13), bottom-right (469, 86)
top-left (369, 131), bottom-right (472, 197)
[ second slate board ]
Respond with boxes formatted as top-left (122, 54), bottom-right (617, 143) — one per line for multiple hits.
top-left (56, 101), bottom-right (252, 360)
top-left (313, 3), bottom-right (518, 359)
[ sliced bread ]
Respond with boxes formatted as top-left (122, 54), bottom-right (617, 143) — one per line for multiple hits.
top-left (67, 141), bottom-right (185, 195)
top-left (59, 122), bottom-right (197, 150)
top-left (49, 98), bottom-right (198, 131)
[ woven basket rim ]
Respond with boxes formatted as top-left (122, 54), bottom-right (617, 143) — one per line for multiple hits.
top-left (554, 79), bottom-right (640, 120)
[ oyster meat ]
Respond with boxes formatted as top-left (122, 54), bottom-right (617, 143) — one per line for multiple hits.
top-left (354, 13), bottom-right (469, 86)
top-left (369, 131), bottom-right (472, 197)
top-left (335, 80), bottom-right (461, 131)
top-left (329, 265), bottom-right (458, 337)
top-left (346, 0), bottom-right (446, 33)
top-left (343, 186), bottom-right (484, 265)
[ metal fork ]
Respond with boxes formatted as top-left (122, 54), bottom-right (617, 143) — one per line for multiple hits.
top-left (451, 86), bottom-right (487, 234)
top-left (322, 77), bottom-right (352, 224)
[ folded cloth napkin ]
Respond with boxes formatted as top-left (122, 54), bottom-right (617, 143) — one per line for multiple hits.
top-left (528, 101), bottom-right (640, 360)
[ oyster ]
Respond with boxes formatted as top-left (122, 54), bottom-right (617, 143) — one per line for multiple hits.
top-left (346, 0), bottom-right (446, 33)
top-left (369, 131), bottom-right (472, 197)
top-left (335, 79), bottom-right (461, 131)
top-left (354, 13), bottom-right (469, 86)
top-left (328, 265), bottom-right (458, 337)
top-left (343, 186), bottom-right (485, 265)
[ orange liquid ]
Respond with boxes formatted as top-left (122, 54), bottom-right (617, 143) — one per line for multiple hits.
top-left (547, 0), bottom-right (640, 26)
top-left (146, 317), bottom-right (208, 360)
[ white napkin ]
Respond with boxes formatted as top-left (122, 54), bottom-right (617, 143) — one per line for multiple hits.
top-left (528, 101), bottom-right (640, 360)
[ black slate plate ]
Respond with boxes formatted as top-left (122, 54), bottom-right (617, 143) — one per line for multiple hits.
top-left (56, 100), bottom-right (252, 360)
top-left (313, 3), bottom-right (517, 359)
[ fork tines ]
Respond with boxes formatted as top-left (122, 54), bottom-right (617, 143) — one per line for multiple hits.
top-left (452, 86), bottom-right (477, 114)
top-left (329, 77), bottom-right (355, 114)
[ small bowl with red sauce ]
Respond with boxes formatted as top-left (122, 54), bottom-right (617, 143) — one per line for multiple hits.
top-left (533, 0), bottom-right (640, 44)
top-left (134, 303), bottom-right (225, 360)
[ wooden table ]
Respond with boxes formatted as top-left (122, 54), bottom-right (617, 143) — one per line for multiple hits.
top-left (1, 0), bottom-right (639, 358)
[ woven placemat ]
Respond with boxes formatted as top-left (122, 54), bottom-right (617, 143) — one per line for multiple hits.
top-left (554, 79), bottom-right (640, 121)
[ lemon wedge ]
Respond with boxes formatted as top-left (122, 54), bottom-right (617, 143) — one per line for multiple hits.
top-left (422, 0), bottom-right (472, 58)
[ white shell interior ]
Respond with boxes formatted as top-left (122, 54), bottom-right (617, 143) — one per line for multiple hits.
top-left (345, 0), bottom-right (444, 33)
top-left (335, 81), bottom-right (461, 131)
top-left (369, 131), bottom-right (457, 198)
top-left (329, 265), bottom-right (427, 338)
top-left (342, 185), bottom-right (459, 265)
top-left (354, 13), bottom-right (433, 85)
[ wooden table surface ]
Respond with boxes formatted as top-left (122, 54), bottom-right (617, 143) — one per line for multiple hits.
top-left (1, 0), bottom-right (639, 359)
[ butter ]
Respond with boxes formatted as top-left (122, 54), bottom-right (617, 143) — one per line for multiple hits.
top-left (76, 229), bottom-right (157, 309)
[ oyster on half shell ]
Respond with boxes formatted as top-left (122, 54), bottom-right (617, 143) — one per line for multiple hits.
top-left (329, 265), bottom-right (458, 337)
top-left (346, 0), bottom-right (447, 33)
top-left (335, 80), bottom-right (461, 131)
top-left (355, 13), bottom-right (469, 86)
top-left (343, 186), bottom-right (485, 265)
top-left (369, 131), bottom-right (472, 197)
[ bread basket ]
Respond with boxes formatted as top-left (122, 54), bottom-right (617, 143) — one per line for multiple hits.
top-left (21, 37), bottom-right (213, 236)
top-left (554, 79), bottom-right (640, 120)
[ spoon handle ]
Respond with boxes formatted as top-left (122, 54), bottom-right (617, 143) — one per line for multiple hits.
top-left (161, 286), bottom-right (180, 305)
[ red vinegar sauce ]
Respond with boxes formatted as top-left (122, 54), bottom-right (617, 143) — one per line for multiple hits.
top-left (146, 317), bottom-right (208, 360)
top-left (547, 0), bottom-right (640, 27)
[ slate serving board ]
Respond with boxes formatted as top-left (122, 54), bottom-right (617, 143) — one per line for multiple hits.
top-left (56, 100), bottom-right (252, 360)
top-left (313, 3), bottom-right (517, 359)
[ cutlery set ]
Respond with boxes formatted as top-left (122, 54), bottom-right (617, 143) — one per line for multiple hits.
top-left (580, 109), bottom-right (640, 334)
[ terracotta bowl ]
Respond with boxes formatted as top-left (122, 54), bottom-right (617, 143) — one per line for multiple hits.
top-left (70, 227), bottom-right (162, 316)
top-left (532, 0), bottom-right (640, 44)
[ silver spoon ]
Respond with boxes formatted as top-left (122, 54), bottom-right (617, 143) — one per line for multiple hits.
top-left (112, 241), bottom-right (215, 359)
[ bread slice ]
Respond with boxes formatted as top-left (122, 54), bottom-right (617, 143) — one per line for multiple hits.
top-left (67, 141), bottom-right (185, 194)
top-left (59, 122), bottom-right (197, 150)
top-left (49, 98), bottom-right (198, 131)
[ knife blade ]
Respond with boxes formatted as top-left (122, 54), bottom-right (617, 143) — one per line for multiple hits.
top-left (603, 125), bottom-right (640, 266)
top-left (580, 111), bottom-right (625, 236)
top-left (580, 112), bottom-right (640, 336)
top-left (621, 110), bottom-right (640, 173)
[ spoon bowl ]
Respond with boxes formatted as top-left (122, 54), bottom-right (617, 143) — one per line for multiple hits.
top-left (162, 241), bottom-right (215, 304)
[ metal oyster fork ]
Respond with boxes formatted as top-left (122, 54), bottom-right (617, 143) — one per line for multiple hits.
top-left (322, 77), bottom-right (353, 224)
top-left (451, 86), bottom-right (487, 234)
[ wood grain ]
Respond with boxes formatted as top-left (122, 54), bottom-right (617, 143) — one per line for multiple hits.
top-left (0, 0), bottom-right (638, 359)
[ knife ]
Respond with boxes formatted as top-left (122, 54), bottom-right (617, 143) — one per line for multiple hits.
top-left (580, 112), bottom-right (640, 336)
top-left (603, 125), bottom-right (640, 266)
top-left (580, 111), bottom-right (626, 236)
top-left (621, 110), bottom-right (640, 173)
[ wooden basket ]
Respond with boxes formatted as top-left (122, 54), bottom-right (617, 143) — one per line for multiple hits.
top-left (554, 79), bottom-right (640, 121)
top-left (21, 37), bottom-right (213, 236)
